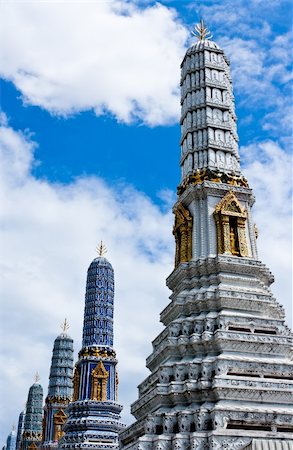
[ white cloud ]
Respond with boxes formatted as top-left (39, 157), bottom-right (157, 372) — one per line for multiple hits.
top-left (0, 120), bottom-right (292, 442)
top-left (0, 0), bottom-right (188, 125)
top-left (241, 141), bottom-right (292, 322)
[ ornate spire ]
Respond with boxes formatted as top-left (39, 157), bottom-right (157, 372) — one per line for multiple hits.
top-left (21, 381), bottom-right (43, 450)
top-left (179, 19), bottom-right (246, 194)
top-left (61, 254), bottom-right (124, 449)
top-left (82, 252), bottom-right (114, 348)
top-left (96, 241), bottom-right (107, 257)
top-left (43, 326), bottom-right (74, 447)
top-left (192, 19), bottom-right (213, 41)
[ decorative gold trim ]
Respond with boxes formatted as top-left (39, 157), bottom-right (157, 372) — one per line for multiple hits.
top-left (177, 168), bottom-right (249, 195)
top-left (91, 361), bottom-right (109, 401)
top-left (173, 202), bottom-right (193, 268)
top-left (53, 409), bottom-right (67, 441)
top-left (28, 443), bottom-right (37, 450)
top-left (214, 191), bottom-right (249, 257)
top-left (79, 347), bottom-right (116, 359)
top-left (45, 396), bottom-right (71, 405)
top-left (115, 371), bottom-right (119, 401)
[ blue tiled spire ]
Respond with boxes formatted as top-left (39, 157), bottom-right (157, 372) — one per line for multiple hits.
top-left (6, 428), bottom-right (16, 450)
top-left (43, 325), bottom-right (74, 448)
top-left (61, 253), bottom-right (124, 450)
top-left (16, 410), bottom-right (25, 450)
top-left (21, 381), bottom-right (43, 450)
top-left (47, 328), bottom-right (74, 401)
top-left (82, 256), bottom-right (114, 347)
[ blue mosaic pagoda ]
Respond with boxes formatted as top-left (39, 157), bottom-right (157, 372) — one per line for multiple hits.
top-left (61, 245), bottom-right (124, 450)
top-left (6, 427), bottom-right (16, 450)
top-left (21, 377), bottom-right (43, 450)
top-left (42, 321), bottom-right (74, 449)
top-left (16, 410), bottom-right (25, 450)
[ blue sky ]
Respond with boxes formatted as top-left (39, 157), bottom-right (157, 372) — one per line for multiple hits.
top-left (0, 0), bottom-right (292, 445)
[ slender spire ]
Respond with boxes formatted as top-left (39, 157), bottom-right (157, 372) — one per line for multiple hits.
top-left (82, 251), bottom-right (114, 347)
top-left (61, 317), bottom-right (70, 333)
top-left (96, 241), bottom-right (107, 257)
top-left (191, 19), bottom-right (213, 41)
top-left (34, 371), bottom-right (40, 383)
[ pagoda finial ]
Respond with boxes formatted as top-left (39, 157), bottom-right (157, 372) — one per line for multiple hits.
top-left (192, 19), bottom-right (213, 41)
top-left (34, 371), bottom-right (40, 383)
top-left (61, 318), bottom-right (70, 333)
top-left (96, 241), bottom-right (107, 257)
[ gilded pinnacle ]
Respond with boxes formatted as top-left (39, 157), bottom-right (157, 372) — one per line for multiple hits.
top-left (96, 241), bottom-right (107, 257)
top-left (61, 318), bottom-right (70, 333)
top-left (34, 371), bottom-right (40, 383)
top-left (192, 19), bottom-right (213, 41)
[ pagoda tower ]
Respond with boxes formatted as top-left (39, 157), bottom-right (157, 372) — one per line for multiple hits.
top-left (61, 246), bottom-right (124, 450)
top-left (16, 410), bottom-right (26, 450)
top-left (42, 321), bottom-right (74, 448)
top-left (6, 428), bottom-right (16, 450)
top-left (21, 376), bottom-right (43, 450)
top-left (120, 21), bottom-right (293, 450)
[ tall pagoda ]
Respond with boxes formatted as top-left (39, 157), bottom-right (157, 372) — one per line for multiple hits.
top-left (120, 21), bottom-right (293, 450)
top-left (42, 321), bottom-right (74, 448)
top-left (21, 377), bottom-right (43, 450)
top-left (6, 428), bottom-right (16, 450)
top-left (61, 246), bottom-right (124, 450)
top-left (16, 410), bottom-right (25, 450)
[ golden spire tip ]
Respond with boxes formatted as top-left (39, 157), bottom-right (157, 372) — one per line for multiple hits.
top-left (34, 371), bottom-right (40, 383)
top-left (61, 318), bottom-right (69, 333)
top-left (191, 19), bottom-right (213, 41)
top-left (96, 241), bottom-right (107, 257)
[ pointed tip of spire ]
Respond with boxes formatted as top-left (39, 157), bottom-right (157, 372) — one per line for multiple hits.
top-left (61, 318), bottom-right (70, 333)
top-left (34, 371), bottom-right (40, 383)
top-left (96, 241), bottom-right (107, 257)
top-left (191, 18), bottom-right (213, 41)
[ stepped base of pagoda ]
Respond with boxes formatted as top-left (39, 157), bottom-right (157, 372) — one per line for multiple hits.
top-left (61, 400), bottom-right (124, 450)
top-left (120, 430), bottom-right (293, 450)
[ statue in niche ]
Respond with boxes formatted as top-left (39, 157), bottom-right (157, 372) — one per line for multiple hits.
top-left (91, 360), bottom-right (109, 401)
top-left (214, 191), bottom-right (249, 257)
top-left (229, 217), bottom-right (240, 255)
top-left (53, 410), bottom-right (67, 441)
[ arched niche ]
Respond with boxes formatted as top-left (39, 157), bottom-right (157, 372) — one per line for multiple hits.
top-left (53, 410), bottom-right (67, 441)
top-left (214, 191), bottom-right (248, 257)
top-left (173, 203), bottom-right (193, 268)
top-left (91, 361), bottom-right (109, 401)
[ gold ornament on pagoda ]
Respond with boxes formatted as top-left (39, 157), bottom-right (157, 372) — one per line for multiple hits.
top-left (173, 202), bottom-right (193, 268)
top-left (73, 367), bottom-right (80, 402)
top-left (192, 19), bottom-right (213, 41)
top-left (90, 360), bottom-right (109, 401)
top-left (53, 409), bottom-right (67, 441)
top-left (214, 191), bottom-right (249, 257)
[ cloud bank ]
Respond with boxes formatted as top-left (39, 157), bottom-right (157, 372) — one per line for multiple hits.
top-left (0, 1), bottom-right (187, 125)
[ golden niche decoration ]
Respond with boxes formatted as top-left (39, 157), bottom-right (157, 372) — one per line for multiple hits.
top-left (28, 444), bottom-right (37, 450)
top-left (173, 202), bottom-right (193, 268)
top-left (214, 191), bottom-right (248, 257)
top-left (53, 409), bottom-right (67, 441)
top-left (73, 367), bottom-right (80, 402)
top-left (91, 360), bottom-right (109, 401)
